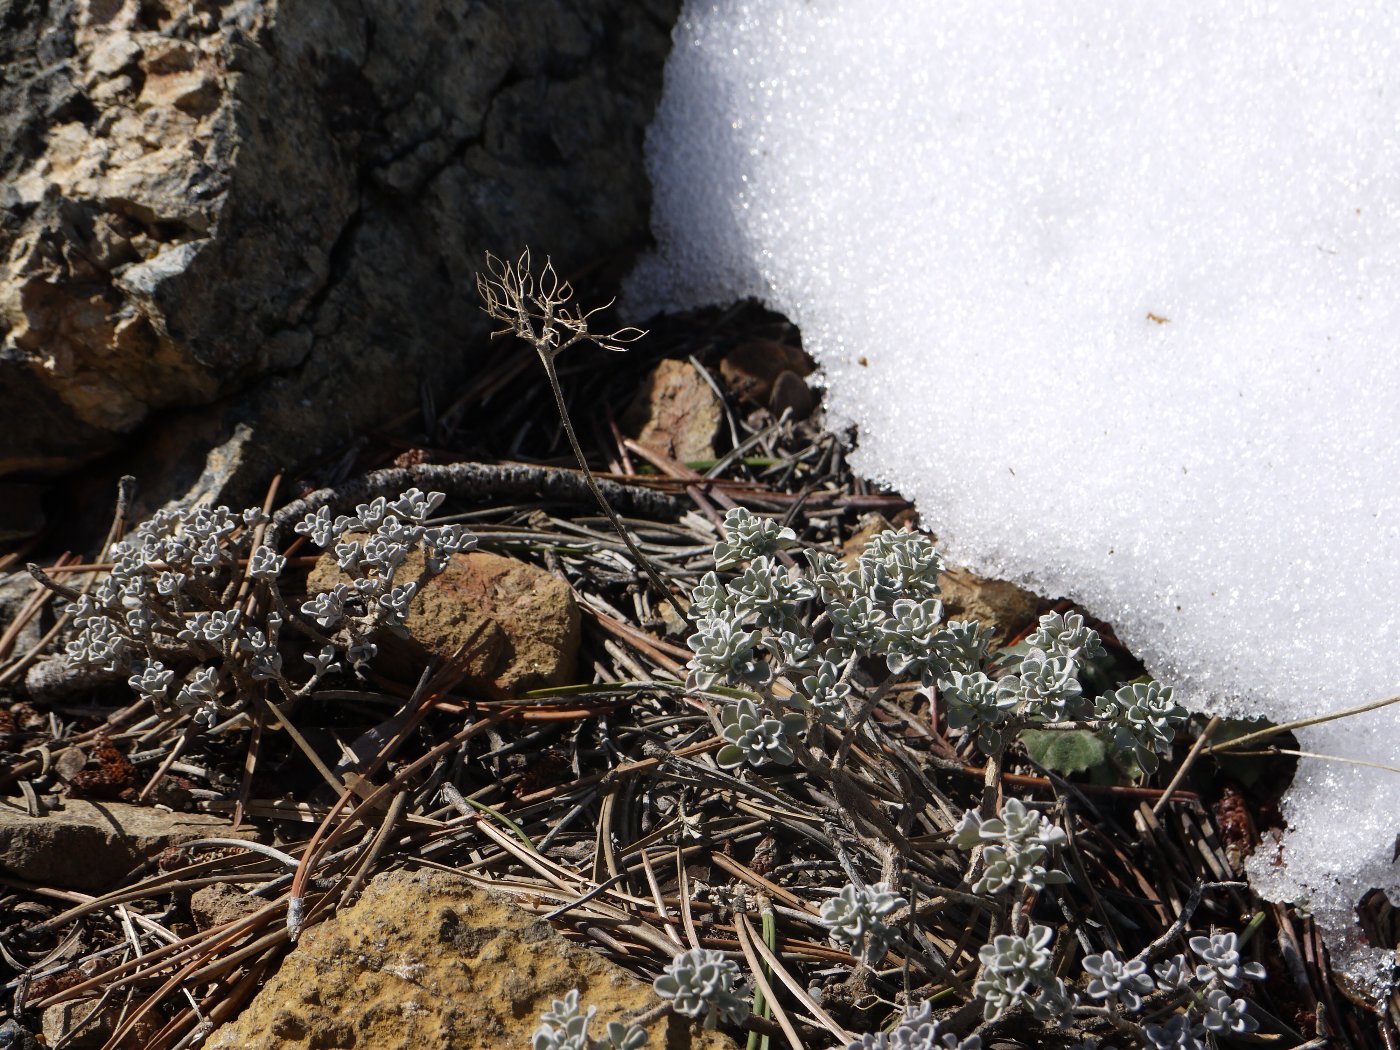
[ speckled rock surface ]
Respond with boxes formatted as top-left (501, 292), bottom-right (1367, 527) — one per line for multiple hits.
top-left (205, 869), bottom-right (736, 1050)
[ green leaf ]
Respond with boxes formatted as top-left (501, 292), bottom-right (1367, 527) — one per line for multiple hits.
top-left (1019, 728), bottom-right (1107, 774)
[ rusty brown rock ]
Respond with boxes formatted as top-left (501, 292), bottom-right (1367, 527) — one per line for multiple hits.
top-left (205, 869), bottom-right (736, 1050)
top-left (937, 566), bottom-right (1046, 644)
top-left (623, 358), bottom-right (724, 464)
top-left (308, 548), bottom-right (580, 698)
top-left (718, 339), bottom-right (815, 406)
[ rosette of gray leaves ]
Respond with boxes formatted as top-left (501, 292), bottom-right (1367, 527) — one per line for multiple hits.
top-left (853, 531), bottom-right (943, 604)
top-left (653, 949), bottom-right (750, 1028)
top-left (1200, 989), bottom-right (1257, 1034)
top-left (686, 618), bottom-right (770, 692)
top-left (686, 515), bottom-right (992, 717)
top-left (929, 620), bottom-right (993, 682)
top-left (65, 504), bottom-right (273, 728)
top-left (1081, 950), bottom-right (1153, 1011)
top-left (687, 571), bottom-right (735, 621)
top-left (716, 699), bottom-right (805, 769)
top-left (1152, 953), bottom-right (1190, 991)
top-left (712, 507), bottom-right (798, 569)
top-left (806, 530), bottom-right (948, 664)
top-left (67, 504), bottom-right (252, 673)
top-left (804, 549), bottom-right (856, 602)
top-left (1142, 1014), bottom-right (1206, 1050)
top-left (880, 597), bottom-right (944, 681)
top-left (727, 555), bottom-right (815, 630)
top-left (127, 663), bottom-right (174, 704)
top-left (532, 990), bottom-right (647, 1050)
top-left (842, 1001), bottom-right (981, 1050)
top-left (1093, 681), bottom-right (1189, 773)
top-left (1187, 931), bottom-right (1265, 990)
top-left (973, 925), bottom-right (1069, 1022)
top-left (943, 672), bottom-right (1019, 752)
top-left (64, 489), bottom-right (474, 729)
top-left (826, 593), bottom-right (887, 657)
top-left (952, 798), bottom-right (1068, 895)
top-left (793, 660), bottom-right (852, 726)
top-left (1025, 610), bottom-right (1106, 662)
top-left (764, 629), bottom-right (819, 675)
top-left (819, 882), bottom-right (907, 965)
top-left (1003, 647), bottom-right (1084, 722)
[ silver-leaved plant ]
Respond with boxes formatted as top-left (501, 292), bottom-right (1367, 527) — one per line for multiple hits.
top-left (61, 487), bottom-right (474, 731)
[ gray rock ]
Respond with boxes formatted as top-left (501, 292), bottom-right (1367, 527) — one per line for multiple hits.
top-left (41, 1000), bottom-right (110, 1049)
top-left (0, 798), bottom-right (256, 890)
top-left (0, 1019), bottom-right (42, 1050)
top-left (0, 484), bottom-right (44, 542)
top-left (0, 0), bottom-right (678, 510)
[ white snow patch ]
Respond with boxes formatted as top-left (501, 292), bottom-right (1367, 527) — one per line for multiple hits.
top-left (628, 1), bottom-right (1400, 990)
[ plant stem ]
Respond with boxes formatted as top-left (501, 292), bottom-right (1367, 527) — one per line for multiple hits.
top-left (539, 351), bottom-right (690, 624)
top-left (1205, 690), bottom-right (1400, 754)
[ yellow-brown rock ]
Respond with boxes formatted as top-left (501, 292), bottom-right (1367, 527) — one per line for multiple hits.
top-left (206, 870), bottom-right (736, 1050)
top-left (308, 548), bottom-right (580, 698)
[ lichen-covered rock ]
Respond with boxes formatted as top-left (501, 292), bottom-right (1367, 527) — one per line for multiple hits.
top-left (308, 547), bottom-right (581, 698)
top-left (205, 869), bottom-right (736, 1050)
top-left (1, 0), bottom-right (678, 509)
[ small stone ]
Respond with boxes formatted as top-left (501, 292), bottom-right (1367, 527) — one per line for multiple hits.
top-left (42, 999), bottom-right (112, 1048)
top-left (190, 883), bottom-right (264, 931)
top-left (0, 1018), bottom-right (42, 1050)
top-left (41, 999), bottom-right (160, 1049)
top-left (622, 358), bottom-right (724, 464)
top-left (769, 368), bottom-right (815, 420)
top-left (0, 799), bottom-right (257, 891)
top-left (719, 338), bottom-right (815, 406)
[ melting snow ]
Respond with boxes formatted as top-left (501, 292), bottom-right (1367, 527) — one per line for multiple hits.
top-left (627, 0), bottom-right (1400, 990)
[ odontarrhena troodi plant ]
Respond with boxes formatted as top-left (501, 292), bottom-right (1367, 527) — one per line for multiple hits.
top-left (645, 506), bottom-right (1250, 1045)
top-left (52, 487), bottom-right (476, 731)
